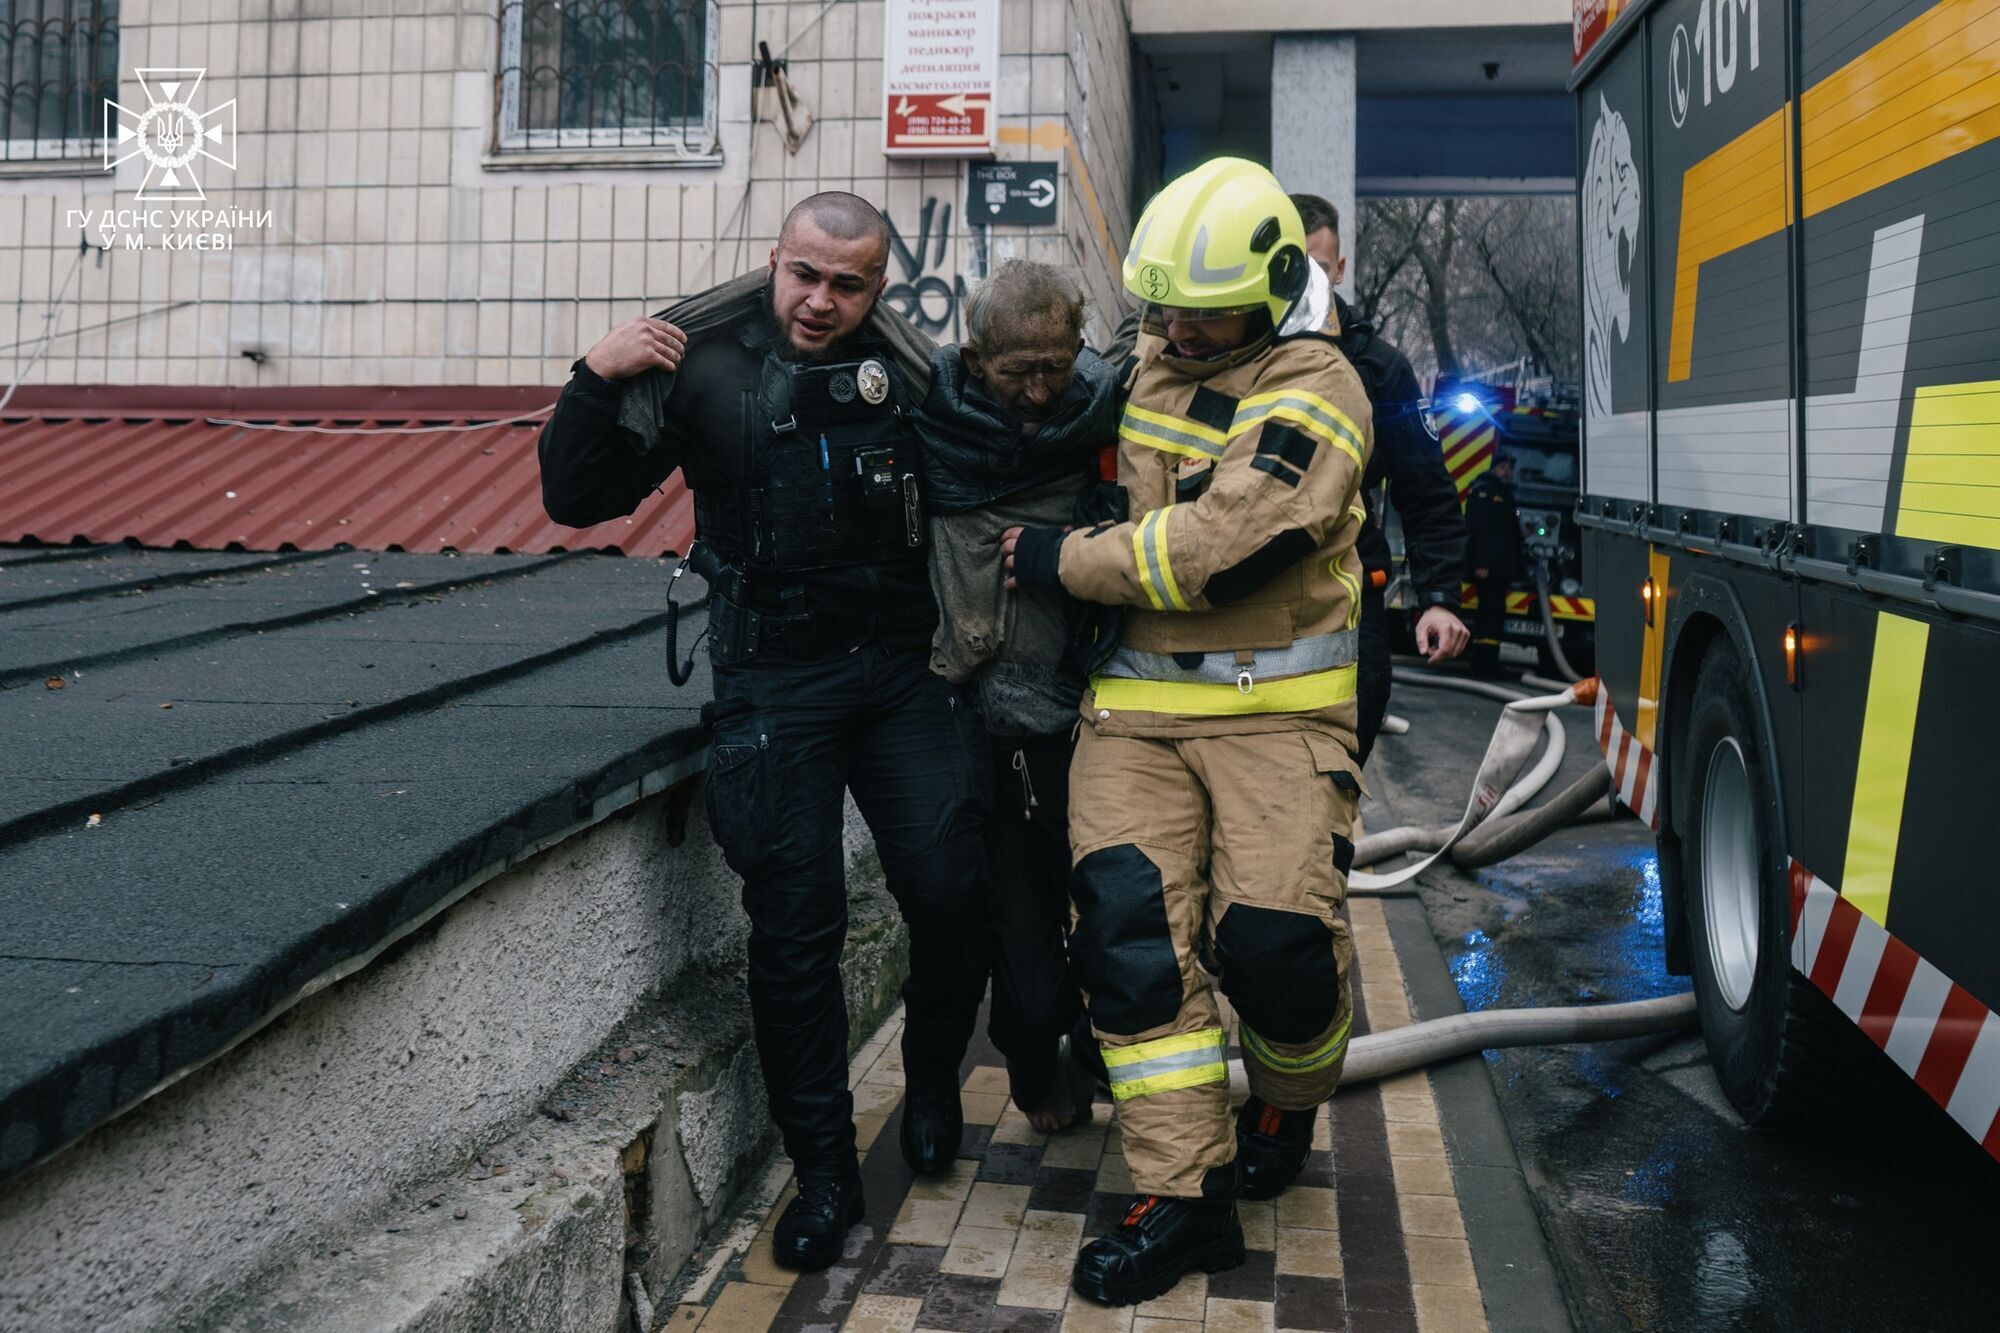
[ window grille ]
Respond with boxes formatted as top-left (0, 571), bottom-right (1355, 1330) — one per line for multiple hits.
top-left (495, 0), bottom-right (719, 158)
top-left (1, 0), bottom-right (118, 162)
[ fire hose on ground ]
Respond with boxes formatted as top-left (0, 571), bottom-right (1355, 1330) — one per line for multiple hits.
top-left (1293, 663), bottom-right (1699, 1087)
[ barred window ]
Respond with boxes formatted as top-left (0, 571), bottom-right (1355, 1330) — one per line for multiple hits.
top-left (1, 0), bottom-right (119, 161)
top-left (496, 0), bottom-right (719, 158)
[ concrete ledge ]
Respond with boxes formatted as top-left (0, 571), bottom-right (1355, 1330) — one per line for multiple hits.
top-left (0, 787), bottom-right (909, 1331)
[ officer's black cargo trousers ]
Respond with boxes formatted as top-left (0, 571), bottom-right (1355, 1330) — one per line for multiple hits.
top-left (703, 643), bottom-right (994, 1180)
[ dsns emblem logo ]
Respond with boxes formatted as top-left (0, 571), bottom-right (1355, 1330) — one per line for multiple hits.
top-left (104, 68), bottom-right (237, 202)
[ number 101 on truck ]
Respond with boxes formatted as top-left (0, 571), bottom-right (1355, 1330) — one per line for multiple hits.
top-left (1573, 0), bottom-right (2000, 1159)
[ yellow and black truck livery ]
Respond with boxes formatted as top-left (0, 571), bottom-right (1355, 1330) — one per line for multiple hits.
top-left (1573, 0), bottom-right (2000, 1159)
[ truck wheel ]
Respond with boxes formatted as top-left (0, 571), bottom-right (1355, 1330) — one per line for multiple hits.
top-left (1679, 637), bottom-right (1836, 1127)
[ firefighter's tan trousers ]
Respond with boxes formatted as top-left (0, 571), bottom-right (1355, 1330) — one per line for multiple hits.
top-left (1068, 723), bottom-right (1360, 1199)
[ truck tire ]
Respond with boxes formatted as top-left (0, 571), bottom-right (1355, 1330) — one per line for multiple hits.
top-left (1679, 637), bottom-right (1837, 1127)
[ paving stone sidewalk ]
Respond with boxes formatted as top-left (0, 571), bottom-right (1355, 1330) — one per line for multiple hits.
top-left (667, 896), bottom-right (1490, 1333)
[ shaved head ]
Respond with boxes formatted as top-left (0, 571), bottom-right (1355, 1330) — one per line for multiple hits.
top-left (780, 192), bottom-right (891, 271)
top-left (769, 192), bottom-right (892, 356)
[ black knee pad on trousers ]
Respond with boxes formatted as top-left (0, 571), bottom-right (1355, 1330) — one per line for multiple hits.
top-left (1069, 845), bottom-right (1182, 1035)
top-left (1215, 905), bottom-right (1342, 1044)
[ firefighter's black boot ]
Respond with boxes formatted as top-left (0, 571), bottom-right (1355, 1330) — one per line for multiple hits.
top-left (772, 1173), bottom-right (865, 1271)
top-left (1071, 1195), bottom-right (1246, 1307)
top-left (1235, 1096), bottom-right (1316, 1201)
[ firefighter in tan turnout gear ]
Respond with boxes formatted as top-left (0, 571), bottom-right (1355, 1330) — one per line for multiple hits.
top-left (1003, 158), bottom-right (1373, 1306)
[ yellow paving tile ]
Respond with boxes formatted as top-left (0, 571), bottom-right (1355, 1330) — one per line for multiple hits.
top-left (939, 1224), bottom-right (1018, 1278)
top-left (1391, 1154), bottom-right (1456, 1197)
top-left (1386, 1120), bottom-right (1447, 1160)
top-left (665, 1306), bottom-right (707, 1331)
top-left (1380, 1089), bottom-right (1441, 1129)
top-left (843, 1294), bottom-right (925, 1333)
top-left (702, 1282), bottom-right (790, 1333)
top-left (1310, 1113), bottom-right (1333, 1152)
top-left (960, 1181), bottom-right (1032, 1231)
top-left (1203, 1297), bottom-right (1276, 1333)
top-left (1274, 1185), bottom-right (1338, 1231)
top-left (962, 1090), bottom-right (1009, 1126)
top-left (992, 1103), bottom-right (1050, 1146)
top-left (855, 1112), bottom-right (888, 1152)
top-left (739, 1227), bottom-right (801, 1288)
top-left (1355, 946), bottom-right (1402, 976)
top-left (864, 1062), bottom-right (906, 1089)
top-left (965, 1064), bottom-right (1011, 1094)
top-left (1238, 1199), bottom-right (1276, 1252)
top-left (1404, 1235), bottom-right (1479, 1289)
top-left (1040, 1120), bottom-right (1110, 1169)
top-left (852, 1079), bottom-right (904, 1117)
top-left (997, 1209), bottom-right (1086, 1310)
top-left (1061, 1291), bottom-right (1137, 1332)
top-left (907, 1158), bottom-right (980, 1202)
top-left (1414, 1284), bottom-right (1491, 1333)
top-left (887, 1196), bottom-right (965, 1247)
top-left (1133, 1271), bottom-right (1206, 1321)
top-left (1361, 984), bottom-right (1412, 1028)
top-left (1275, 1224), bottom-right (1343, 1278)
top-left (1399, 1193), bottom-right (1468, 1240)
top-left (1133, 1319), bottom-right (1203, 1333)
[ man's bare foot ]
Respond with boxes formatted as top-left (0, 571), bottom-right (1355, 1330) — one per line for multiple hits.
top-left (1026, 1107), bottom-right (1075, 1134)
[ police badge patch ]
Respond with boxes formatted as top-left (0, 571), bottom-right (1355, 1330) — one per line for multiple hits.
top-left (828, 371), bottom-right (857, 403)
top-left (857, 359), bottom-right (889, 405)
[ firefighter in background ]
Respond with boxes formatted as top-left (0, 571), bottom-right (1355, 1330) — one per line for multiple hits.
top-left (1290, 193), bottom-right (1468, 761)
top-left (1465, 451), bottom-right (1526, 677)
top-left (1003, 159), bottom-right (1372, 1305)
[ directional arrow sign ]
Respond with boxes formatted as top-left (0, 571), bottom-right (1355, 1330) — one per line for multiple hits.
top-left (966, 162), bottom-right (1060, 227)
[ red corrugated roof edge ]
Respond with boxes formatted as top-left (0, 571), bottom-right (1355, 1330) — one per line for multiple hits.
top-left (0, 386), bottom-right (693, 557)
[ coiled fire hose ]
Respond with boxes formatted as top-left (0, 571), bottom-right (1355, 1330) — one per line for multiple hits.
top-left (1299, 670), bottom-right (1696, 1086)
top-left (1347, 672), bottom-right (1576, 892)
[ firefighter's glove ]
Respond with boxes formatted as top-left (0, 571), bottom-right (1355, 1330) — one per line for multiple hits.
top-left (1011, 526), bottom-right (1067, 591)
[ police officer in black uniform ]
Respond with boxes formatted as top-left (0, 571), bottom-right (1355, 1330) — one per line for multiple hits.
top-left (537, 193), bottom-right (991, 1272)
top-left (1292, 194), bottom-right (1469, 762)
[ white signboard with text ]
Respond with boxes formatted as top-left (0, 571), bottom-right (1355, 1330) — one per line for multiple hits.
top-left (883, 0), bottom-right (998, 157)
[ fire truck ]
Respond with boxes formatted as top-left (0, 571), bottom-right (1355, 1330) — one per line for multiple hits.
top-left (1574, 0), bottom-right (2000, 1157)
top-left (1422, 385), bottom-right (1596, 675)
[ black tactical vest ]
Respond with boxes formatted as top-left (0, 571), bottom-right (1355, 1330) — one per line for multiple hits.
top-left (696, 352), bottom-right (926, 574)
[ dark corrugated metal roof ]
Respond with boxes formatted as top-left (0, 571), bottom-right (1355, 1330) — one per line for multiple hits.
top-left (0, 394), bottom-right (692, 557)
top-left (0, 544), bottom-right (714, 1181)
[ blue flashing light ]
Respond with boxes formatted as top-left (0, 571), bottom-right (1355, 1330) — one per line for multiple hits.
top-left (1455, 392), bottom-right (1482, 414)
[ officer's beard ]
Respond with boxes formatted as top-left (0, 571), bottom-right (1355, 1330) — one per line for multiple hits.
top-left (766, 291), bottom-right (866, 364)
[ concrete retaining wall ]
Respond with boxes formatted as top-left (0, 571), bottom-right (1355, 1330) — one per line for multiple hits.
top-left (0, 790), bottom-right (907, 1331)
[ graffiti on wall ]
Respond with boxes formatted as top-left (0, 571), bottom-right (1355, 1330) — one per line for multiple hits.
top-left (882, 197), bottom-right (969, 338)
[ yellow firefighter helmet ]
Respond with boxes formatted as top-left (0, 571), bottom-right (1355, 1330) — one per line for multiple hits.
top-left (1122, 157), bottom-right (1311, 327)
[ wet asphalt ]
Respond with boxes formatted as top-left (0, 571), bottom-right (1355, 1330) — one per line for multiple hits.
top-left (1365, 665), bottom-right (2000, 1332)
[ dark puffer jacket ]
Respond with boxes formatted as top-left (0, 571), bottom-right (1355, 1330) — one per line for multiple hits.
top-left (915, 346), bottom-right (1119, 734)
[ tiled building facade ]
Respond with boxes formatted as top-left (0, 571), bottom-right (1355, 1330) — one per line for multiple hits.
top-left (0, 0), bottom-right (1140, 391)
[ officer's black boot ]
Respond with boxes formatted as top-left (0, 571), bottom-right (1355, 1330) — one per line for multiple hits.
top-left (1071, 1194), bottom-right (1246, 1307)
top-left (898, 1020), bottom-right (964, 1174)
top-left (772, 1172), bottom-right (865, 1271)
top-left (1235, 1096), bottom-right (1317, 1201)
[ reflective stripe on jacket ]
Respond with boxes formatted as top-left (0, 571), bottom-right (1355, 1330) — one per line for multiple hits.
top-left (1054, 308), bottom-right (1374, 738)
